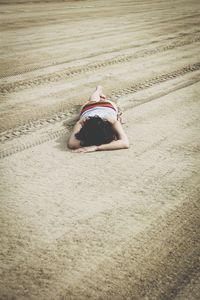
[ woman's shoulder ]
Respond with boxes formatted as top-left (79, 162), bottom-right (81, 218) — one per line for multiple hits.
top-left (105, 116), bottom-right (118, 124)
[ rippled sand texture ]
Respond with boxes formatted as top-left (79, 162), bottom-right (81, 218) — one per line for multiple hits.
top-left (0, 0), bottom-right (200, 299)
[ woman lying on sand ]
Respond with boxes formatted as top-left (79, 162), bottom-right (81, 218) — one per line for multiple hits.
top-left (67, 85), bottom-right (129, 153)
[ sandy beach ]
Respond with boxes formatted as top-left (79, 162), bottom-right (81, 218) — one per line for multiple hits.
top-left (0, 0), bottom-right (200, 299)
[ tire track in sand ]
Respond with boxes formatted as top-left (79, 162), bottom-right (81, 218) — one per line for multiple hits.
top-left (1, 34), bottom-right (200, 94)
top-left (0, 62), bottom-right (200, 158)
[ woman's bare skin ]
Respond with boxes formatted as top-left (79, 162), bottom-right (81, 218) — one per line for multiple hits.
top-left (67, 86), bottom-right (129, 153)
top-left (80, 86), bottom-right (123, 124)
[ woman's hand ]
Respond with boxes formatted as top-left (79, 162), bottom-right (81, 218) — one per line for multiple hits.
top-left (72, 145), bottom-right (98, 153)
top-left (117, 111), bottom-right (125, 124)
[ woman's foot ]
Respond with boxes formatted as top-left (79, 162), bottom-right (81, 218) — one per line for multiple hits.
top-left (96, 85), bottom-right (102, 93)
top-left (89, 85), bottom-right (103, 102)
top-left (96, 85), bottom-right (106, 100)
top-left (100, 93), bottom-right (106, 100)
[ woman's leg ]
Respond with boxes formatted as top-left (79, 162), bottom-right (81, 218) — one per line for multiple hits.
top-left (80, 85), bottom-right (106, 113)
top-left (89, 85), bottom-right (102, 102)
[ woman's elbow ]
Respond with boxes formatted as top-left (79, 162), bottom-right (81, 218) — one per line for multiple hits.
top-left (68, 144), bottom-right (80, 150)
top-left (123, 138), bottom-right (129, 149)
top-left (67, 143), bottom-right (73, 150)
top-left (117, 140), bottom-right (129, 149)
top-left (67, 140), bottom-right (78, 150)
top-left (124, 142), bottom-right (129, 149)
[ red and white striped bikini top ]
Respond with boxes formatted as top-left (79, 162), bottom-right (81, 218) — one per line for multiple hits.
top-left (80, 101), bottom-right (117, 117)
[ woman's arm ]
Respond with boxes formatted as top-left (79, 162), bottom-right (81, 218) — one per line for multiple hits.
top-left (97, 120), bottom-right (129, 151)
top-left (72, 120), bottom-right (129, 153)
top-left (67, 120), bottom-right (82, 149)
top-left (96, 139), bottom-right (128, 151)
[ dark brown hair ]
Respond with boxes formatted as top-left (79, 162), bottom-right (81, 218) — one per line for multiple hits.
top-left (75, 116), bottom-right (117, 146)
